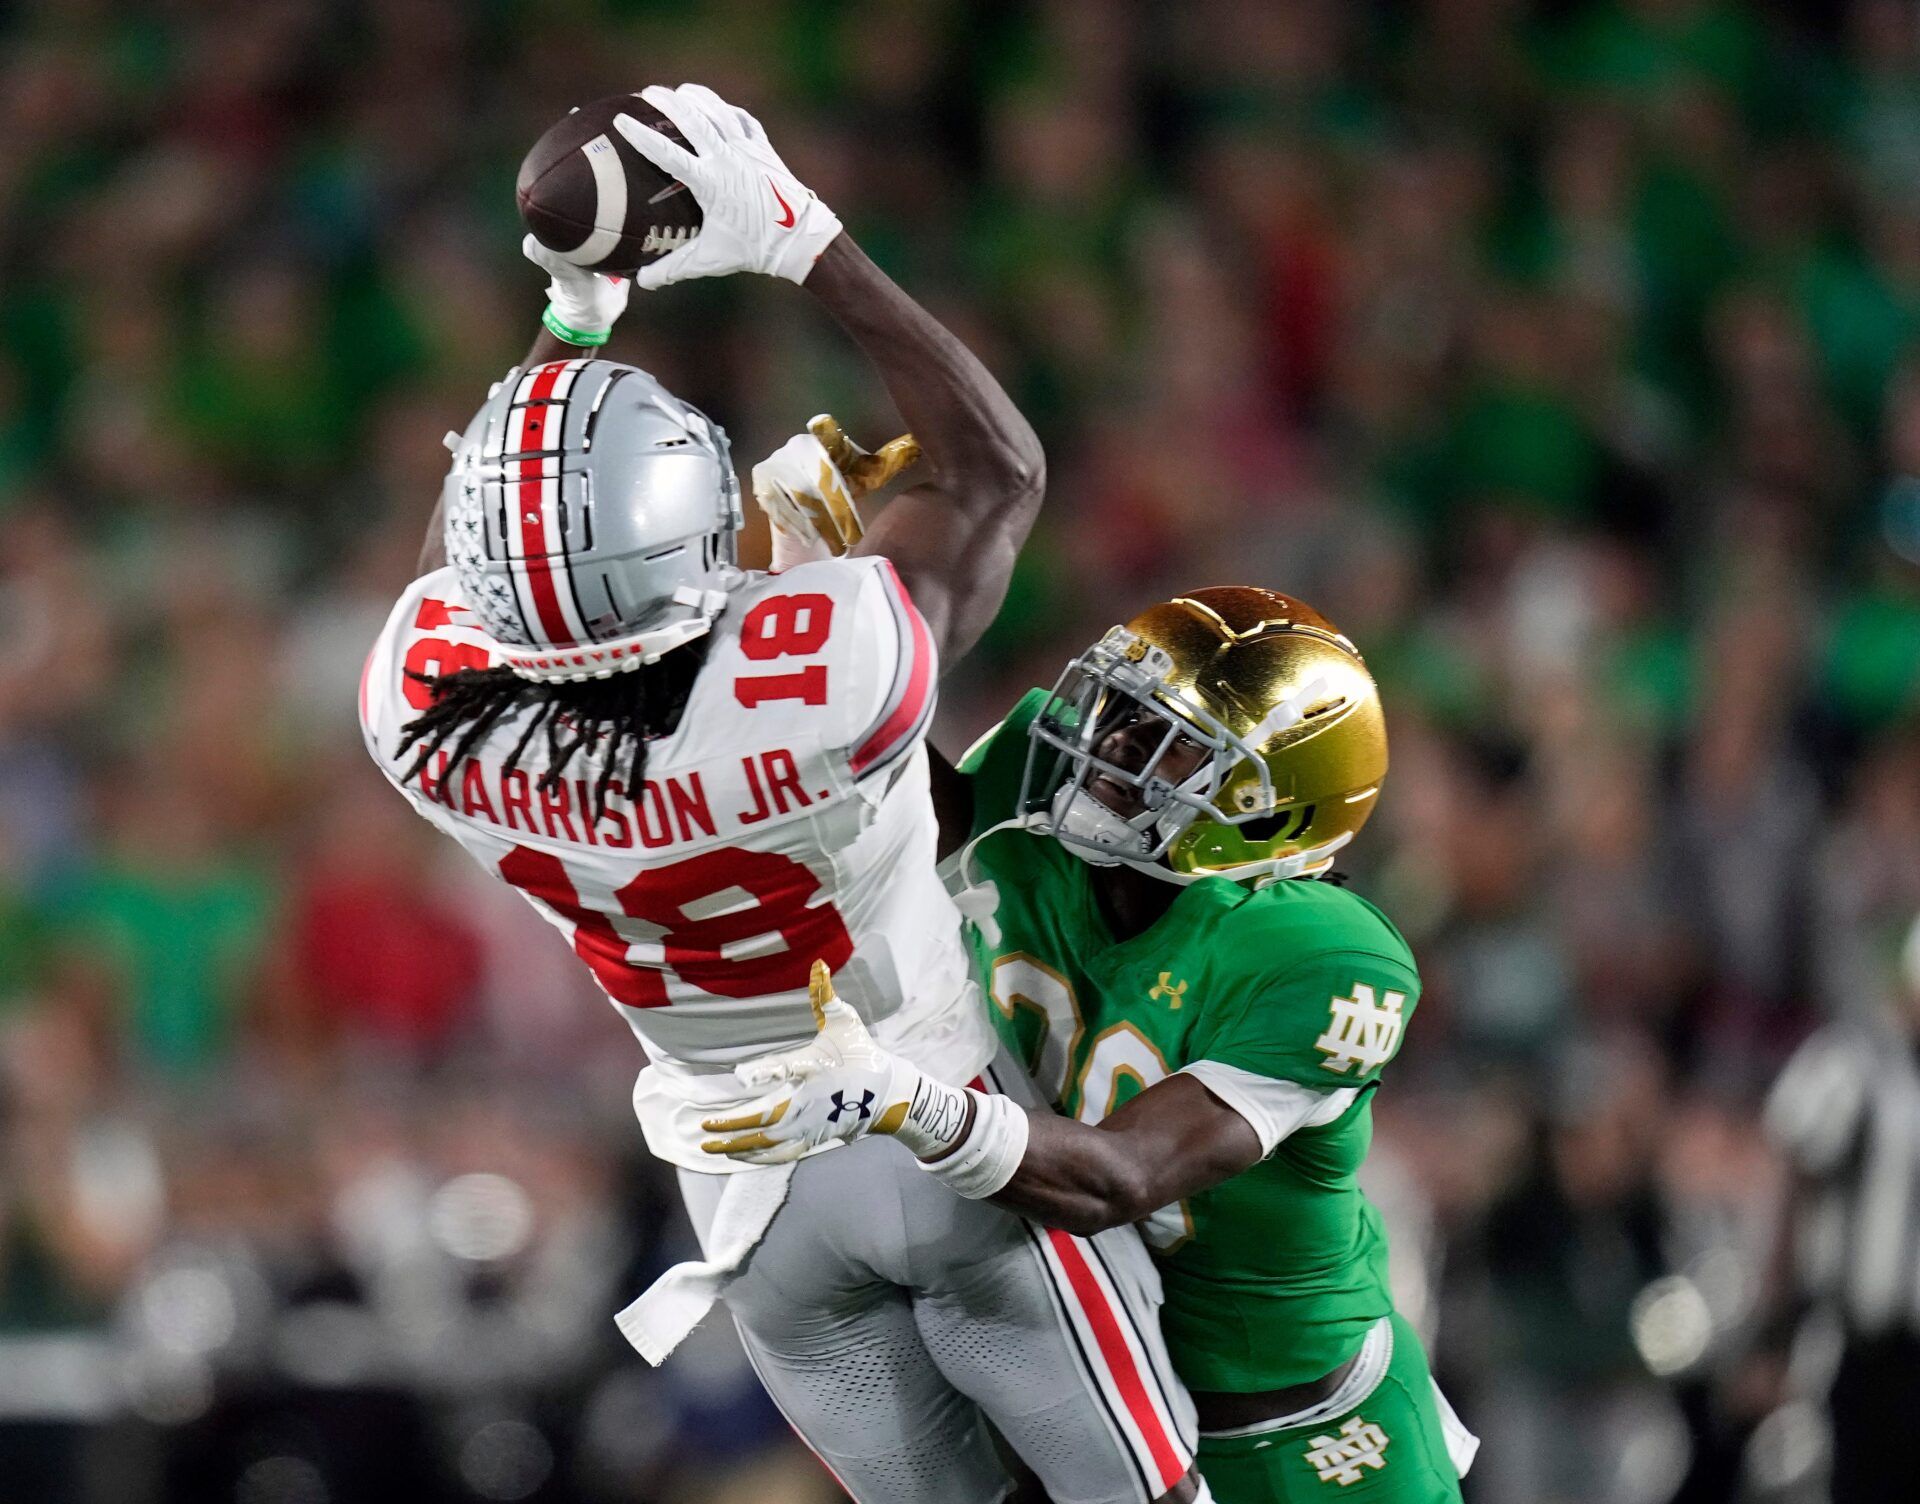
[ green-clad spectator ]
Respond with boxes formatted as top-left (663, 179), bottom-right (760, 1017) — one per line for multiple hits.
top-left (1825, 575), bottom-right (1920, 735)
top-left (172, 262), bottom-right (355, 486)
top-left (0, 869), bottom-right (51, 1013)
top-left (1550, 0), bottom-right (1761, 110)
top-left (48, 789), bottom-right (275, 1076)
top-left (1439, 293), bottom-right (1603, 522)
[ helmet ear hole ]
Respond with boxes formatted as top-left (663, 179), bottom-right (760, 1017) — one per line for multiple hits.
top-left (1236, 804), bottom-right (1315, 843)
top-left (1237, 810), bottom-right (1292, 843)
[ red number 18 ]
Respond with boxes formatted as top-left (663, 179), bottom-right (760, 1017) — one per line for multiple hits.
top-left (734, 592), bottom-right (833, 708)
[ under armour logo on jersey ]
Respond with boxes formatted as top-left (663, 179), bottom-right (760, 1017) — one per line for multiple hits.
top-left (1148, 973), bottom-right (1188, 1009)
top-left (827, 1089), bottom-right (875, 1123)
top-left (1313, 984), bottom-right (1406, 1076)
top-left (1303, 1415), bottom-right (1390, 1485)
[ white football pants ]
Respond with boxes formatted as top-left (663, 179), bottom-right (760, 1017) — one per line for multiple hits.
top-left (677, 1060), bottom-right (1199, 1504)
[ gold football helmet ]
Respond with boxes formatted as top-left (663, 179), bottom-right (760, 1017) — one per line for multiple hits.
top-left (1019, 587), bottom-right (1387, 882)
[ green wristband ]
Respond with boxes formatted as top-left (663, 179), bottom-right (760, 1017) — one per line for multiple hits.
top-left (542, 307), bottom-right (611, 347)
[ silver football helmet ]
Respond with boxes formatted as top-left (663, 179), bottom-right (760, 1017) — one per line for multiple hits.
top-left (442, 359), bottom-right (744, 681)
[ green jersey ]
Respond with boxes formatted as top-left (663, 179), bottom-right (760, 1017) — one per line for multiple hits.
top-left (957, 691), bottom-right (1420, 1393)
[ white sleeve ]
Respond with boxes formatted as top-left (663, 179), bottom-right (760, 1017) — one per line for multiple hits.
top-left (841, 557), bottom-right (937, 782)
top-left (358, 567), bottom-right (484, 838)
top-left (1179, 1060), bottom-right (1360, 1159)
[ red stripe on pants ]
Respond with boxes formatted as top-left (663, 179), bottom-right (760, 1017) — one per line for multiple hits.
top-left (1044, 1226), bottom-right (1186, 1490)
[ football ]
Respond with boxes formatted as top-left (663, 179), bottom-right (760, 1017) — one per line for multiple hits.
top-left (516, 94), bottom-right (702, 273)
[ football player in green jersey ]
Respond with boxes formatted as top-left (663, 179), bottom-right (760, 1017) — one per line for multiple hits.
top-left (704, 587), bottom-right (1477, 1502)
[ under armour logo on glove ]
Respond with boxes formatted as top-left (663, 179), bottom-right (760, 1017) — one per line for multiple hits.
top-left (827, 1089), bottom-right (875, 1123)
top-left (702, 963), bottom-right (966, 1166)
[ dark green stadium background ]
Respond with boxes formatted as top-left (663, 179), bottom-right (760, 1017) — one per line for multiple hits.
top-left (1, 2), bottom-right (1916, 1501)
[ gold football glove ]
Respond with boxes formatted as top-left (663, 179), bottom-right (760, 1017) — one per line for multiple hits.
top-left (750, 418), bottom-right (921, 565)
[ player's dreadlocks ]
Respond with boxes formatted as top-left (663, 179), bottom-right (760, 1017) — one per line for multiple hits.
top-left (396, 643), bottom-right (709, 820)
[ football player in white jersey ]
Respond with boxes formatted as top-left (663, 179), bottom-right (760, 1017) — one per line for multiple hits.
top-left (360, 84), bottom-right (1206, 1504)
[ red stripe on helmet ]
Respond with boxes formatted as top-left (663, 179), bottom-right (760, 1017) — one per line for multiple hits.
top-left (517, 361), bottom-right (578, 647)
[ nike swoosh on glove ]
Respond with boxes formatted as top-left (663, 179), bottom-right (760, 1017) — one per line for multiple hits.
top-left (700, 962), bottom-right (969, 1164)
top-left (614, 83), bottom-right (842, 288)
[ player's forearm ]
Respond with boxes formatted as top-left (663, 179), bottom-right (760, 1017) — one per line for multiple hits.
top-left (417, 498), bottom-right (448, 574)
top-left (988, 1111), bottom-right (1168, 1236)
top-left (524, 326), bottom-right (584, 366)
top-left (987, 1076), bottom-right (1264, 1236)
top-left (805, 234), bottom-right (1043, 524)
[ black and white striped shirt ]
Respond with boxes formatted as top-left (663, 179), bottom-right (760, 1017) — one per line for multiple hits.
top-left (1767, 1022), bottom-right (1920, 1336)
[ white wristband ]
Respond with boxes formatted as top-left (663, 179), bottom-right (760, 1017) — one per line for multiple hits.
top-left (890, 1073), bottom-right (970, 1158)
top-left (919, 1091), bottom-right (1030, 1200)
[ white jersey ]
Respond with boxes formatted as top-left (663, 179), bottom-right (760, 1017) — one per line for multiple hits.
top-left (360, 556), bottom-right (993, 1171)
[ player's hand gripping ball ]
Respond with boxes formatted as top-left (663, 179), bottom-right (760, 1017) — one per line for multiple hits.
top-left (522, 234), bottom-right (630, 348)
top-left (517, 93), bottom-right (704, 273)
top-left (612, 83), bottom-right (842, 288)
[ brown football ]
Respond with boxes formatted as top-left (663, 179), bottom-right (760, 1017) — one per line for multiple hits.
top-left (516, 95), bottom-right (702, 274)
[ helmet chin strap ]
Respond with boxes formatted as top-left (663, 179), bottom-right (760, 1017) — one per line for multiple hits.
top-left (1048, 786), bottom-right (1215, 882)
top-left (1048, 785), bottom-right (1146, 866)
top-left (1245, 830), bottom-right (1353, 886)
top-left (502, 569), bottom-right (743, 682)
top-left (1047, 757), bottom-right (1219, 875)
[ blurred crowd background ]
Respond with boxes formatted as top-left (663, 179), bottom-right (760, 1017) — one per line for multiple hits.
top-left (3, 1), bottom-right (1918, 1502)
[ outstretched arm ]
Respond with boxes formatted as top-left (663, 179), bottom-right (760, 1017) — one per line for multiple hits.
top-left (700, 968), bottom-right (1266, 1232)
top-left (417, 242), bottom-right (630, 575)
top-left (614, 84), bottom-right (1044, 668)
top-left (804, 235), bottom-right (1044, 665)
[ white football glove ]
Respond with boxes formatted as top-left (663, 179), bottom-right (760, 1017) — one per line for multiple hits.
top-left (701, 962), bottom-right (969, 1165)
top-left (525, 233), bottom-right (630, 347)
top-left (613, 83), bottom-right (842, 288)
top-left (752, 421), bottom-right (863, 571)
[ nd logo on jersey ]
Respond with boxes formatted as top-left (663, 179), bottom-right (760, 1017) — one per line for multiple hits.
top-left (1302, 1415), bottom-right (1390, 1485)
top-left (1313, 984), bottom-right (1406, 1076)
